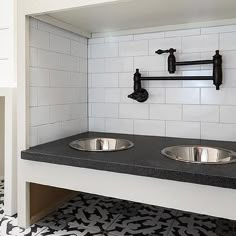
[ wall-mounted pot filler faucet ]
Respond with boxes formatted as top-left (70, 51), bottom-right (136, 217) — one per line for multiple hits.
top-left (128, 49), bottom-right (222, 103)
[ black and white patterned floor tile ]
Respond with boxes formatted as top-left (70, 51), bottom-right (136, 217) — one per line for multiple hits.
top-left (105, 203), bottom-right (177, 236)
top-left (0, 179), bottom-right (4, 218)
top-left (168, 211), bottom-right (235, 236)
top-left (0, 179), bottom-right (235, 236)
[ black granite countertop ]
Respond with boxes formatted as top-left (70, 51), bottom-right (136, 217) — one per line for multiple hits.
top-left (22, 132), bottom-right (236, 189)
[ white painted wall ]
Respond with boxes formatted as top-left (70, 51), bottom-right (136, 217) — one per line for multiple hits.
top-left (0, 0), bottom-right (16, 87)
top-left (0, 97), bottom-right (4, 178)
top-left (88, 25), bottom-right (236, 141)
top-left (29, 18), bottom-right (88, 146)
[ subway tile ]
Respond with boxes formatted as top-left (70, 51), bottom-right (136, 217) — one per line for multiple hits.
top-left (38, 50), bottom-right (61, 70)
top-left (201, 25), bottom-right (236, 34)
top-left (105, 88), bottom-right (120, 103)
top-left (30, 106), bottom-right (50, 126)
top-left (30, 68), bottom-right (50, 87)
top-left (91, 73), bottom-right (118, 88)
top-left (165, 29), bottom-right (200, 37)
top-left (105, 35), bottom-right (133, 43)
top-left (73, 88), bottom-right (87, 103)
top-left (105, 118), bottom-right (133, 134)
top-left (88, 88), bottom-right (105, 103)
top-left (222, 69), bottom-right (236, 87)
top-left (30, 48), bottom-right (38, 67)
top-left (29, 28), bottom-right (50, 50)
top-left (134, 56), bottom-right (164, 71)
top-left (119, 104), bottom-right (149, 119)
top-left (29, 17), bottom-right (38, 29)
top-left (38, 50), bottom-right (77, 71)
top-left (149, 37), bottom-right (181, 55)
top-left (177, 53), bottom-right (201, 71)
top-left (71, 72), bottom-right (87, 88)
top-left (201, 88), bottom-right (236, 105)
top-left (105, 57), bottom-right (133, 72)
top-left (50, 34), bottom-right (70, 54)
top-left (150, 104), bottom-right (182, 120)
top-left (61, 119), bottom-right (81, 138)
top-left (134, 119), bottom-right (165, 136)
top-left (79, 117), bottom-right (88, 133)
top-left (119, 73), bottom-right (133, 88)
top-left (79, 42), bottom-right (88, 58)
top-left (88, 74), bottom-right (92, 87)
top-left (220, 106), bottom-right (236, 123)
top-left (120, 88), bottom-right (134, 104)
top-left (50, 104), bottom-right (71, 123)
top-left (89, 118), bottom-right (105, 132)
top-left (220, 32), bottom-right (236, 51)
top-left (37, 123), bottom-right (61, 145)
top-left (60, 54), bottom-right (77, 72)
top-left (49, 88), bottom-right (74, 105)
top-left (147, 88), bottom-right (165, 103)
top-left (90, 43), bottom-right (118, 58)
top-left (166, 88), bottom-right (200, 104)
top-left (201, 123), bottom-right (236, 141)
top-left (148, 71), bottom-right (182, 87)
top-left (71, 40), bottom-right (88, 58)
top-left (29, 127), bottom-right (38, 147)
top-left (88, 59), bottom-right (105, 73)
top-left (50, 88), bottom-right (74, 105)
top-left (182, 34), bottom-right (218, 53)
top-left (37, 88), bottom-right (51, 106)
top-left (134, 32), bottom-right (164, 40)
top-left (71, 40), bottom-right (80, 57)
top-left (183, 105), bottom-right (219, 122)
top-left (71, 103), bottom-right (87, 119)
top-left (50, 70), bottom-right (70, 87)
top-left (0, 29), bottom-right (9, 59)
top-left (29, 87), bottom-right (38, 107)
top-left (91, 103), bottom-right (119, 118)
top-left (78, 36), bottom-right (88, 45)
top-left (222, 51), bottom-right (236, 69)
top-left (88, 38), bottom-right (105, 44)
top-left (182, 70), bottom-right (214, 87)
top-left (38, 21), bottom-right (81, 42)
top-left (166, 121), bottom-right (200, 139)
top-left (119, 40), bottom-right (148, 56)
top-left (79, 58), bottom-right (88, 73)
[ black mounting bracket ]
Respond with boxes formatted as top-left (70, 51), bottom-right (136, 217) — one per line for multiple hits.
top-left (128, 49), bottom-right (222, 103)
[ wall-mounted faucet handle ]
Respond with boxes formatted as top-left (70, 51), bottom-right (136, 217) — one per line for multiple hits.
top-left (155, 48), bottom-right (176, 55)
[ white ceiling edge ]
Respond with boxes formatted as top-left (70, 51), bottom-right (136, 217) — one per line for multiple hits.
top-left (92, 18), bottom-right (236, 38)
top-left (32, 15), bottom-right (92, 39)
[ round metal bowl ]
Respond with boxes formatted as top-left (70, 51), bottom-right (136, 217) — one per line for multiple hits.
top-left (69, 138), bottom-right (134, 152)
top-left (161, 145), bottom-right (236, 164)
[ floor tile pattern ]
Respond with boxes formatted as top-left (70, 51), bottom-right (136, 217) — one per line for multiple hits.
top-left (0, 180), bottom-right (235, 235)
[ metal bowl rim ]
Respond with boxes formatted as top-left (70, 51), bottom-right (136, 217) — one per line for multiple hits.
top-left (69, 137), bottom-right (134, 152)
top-left (161, 145), bottom-right (236, 164)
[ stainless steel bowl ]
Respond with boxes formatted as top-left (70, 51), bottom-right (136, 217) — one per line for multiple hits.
top-left (69, 138), bottom-right (134, 152)
top-left (161, 145), bottom-right (236, 164)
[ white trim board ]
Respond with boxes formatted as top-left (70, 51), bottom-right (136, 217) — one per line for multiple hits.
top-left (92, 18), bottom-right (236, 38)
top-left (32, 15), bottom-right (236, 39)
top-left (18, 160), bottom-right (236, 228)
top-left (32, 15), bottom-right (91, 39)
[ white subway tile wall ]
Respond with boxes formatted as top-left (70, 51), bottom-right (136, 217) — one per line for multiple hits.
top-left (88, 24), bottom-right (236, 141)
top-left (29, 18), bottom-right (88, 146)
